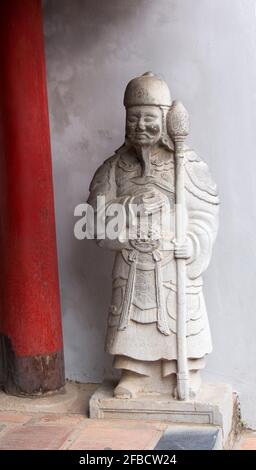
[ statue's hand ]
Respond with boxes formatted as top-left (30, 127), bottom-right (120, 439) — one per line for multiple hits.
top-left (143, 191), bottom-right (167, 214)
top-left (133, 190), bottom-right (167, 215)
top-left (174, 239), bottom-right (193, 259)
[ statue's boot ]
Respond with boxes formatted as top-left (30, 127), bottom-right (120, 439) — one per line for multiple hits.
top-left (173, 370), bottom-right (202, 399)
top-left (114, 370), bottom-right (147, 399)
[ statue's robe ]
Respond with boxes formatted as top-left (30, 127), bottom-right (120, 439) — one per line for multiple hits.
top-left (88, 144), bottom-right (219, 376)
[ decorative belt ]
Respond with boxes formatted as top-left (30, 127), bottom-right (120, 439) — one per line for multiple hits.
top-left (118, 248), bottom-right (170, 336)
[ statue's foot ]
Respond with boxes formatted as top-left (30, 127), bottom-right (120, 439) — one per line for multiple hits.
top-left (114, 371), bottom-right (146, 399)
top-left (114, 384), bottom-right (133, 399)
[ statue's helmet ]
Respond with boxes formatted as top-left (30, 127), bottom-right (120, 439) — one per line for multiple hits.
top-left (124, 72), bottom-right (172, 108)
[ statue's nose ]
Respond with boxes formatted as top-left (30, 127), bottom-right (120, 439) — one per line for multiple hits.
top-left (136, 118), bottom-right (145, 131)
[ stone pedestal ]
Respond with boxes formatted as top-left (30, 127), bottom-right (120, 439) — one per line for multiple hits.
top-left (89, 381), bottom-right (235, 447)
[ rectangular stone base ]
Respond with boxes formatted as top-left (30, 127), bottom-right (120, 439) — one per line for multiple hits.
top-left (89, 381), bottom-right (234, 446)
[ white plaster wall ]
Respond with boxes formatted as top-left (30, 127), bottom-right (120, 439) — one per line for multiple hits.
top-left (43, 0), bottom-right (256, 428)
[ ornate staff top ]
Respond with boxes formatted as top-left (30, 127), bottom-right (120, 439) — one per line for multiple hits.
top-left (167, 100), bottom-right (190, 141)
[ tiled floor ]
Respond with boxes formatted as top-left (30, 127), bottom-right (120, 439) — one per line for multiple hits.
top-left (0, 411), bottom-right (166, 450)
top-left (0, 384), bottom-right (166, 450)
top-left (0, 383), bottom-right (254, 450)
top-left (0, 409), bottom-right (254, 450)
top-left (234, 430), bottom-right (256, 450)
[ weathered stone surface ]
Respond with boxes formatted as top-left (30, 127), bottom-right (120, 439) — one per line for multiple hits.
top-left (87, 72), bottom-right (220, 401)
top-left (89, 381), bottom-right (233, 446)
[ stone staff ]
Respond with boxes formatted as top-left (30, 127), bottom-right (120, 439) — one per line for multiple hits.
top-left (167, 100), bottom-right (190, 400)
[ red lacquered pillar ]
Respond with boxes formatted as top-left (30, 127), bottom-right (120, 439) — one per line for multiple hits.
top-left (0, 0), bottom-right (64, 394)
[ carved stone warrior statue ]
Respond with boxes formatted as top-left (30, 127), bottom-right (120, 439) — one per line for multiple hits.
top-left (88, 72), bottom-right (219, 399)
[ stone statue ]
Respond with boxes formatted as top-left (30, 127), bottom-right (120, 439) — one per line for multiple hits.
top-left (88, 72), bottom-right (219, 400)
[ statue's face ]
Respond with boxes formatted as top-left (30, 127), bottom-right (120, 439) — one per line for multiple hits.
top-left (126, 106), bottom-right (162, 147)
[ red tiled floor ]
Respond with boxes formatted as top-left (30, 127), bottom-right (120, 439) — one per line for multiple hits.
top-left (233, 430), bottom-right (256, 450)
top-left (0, 412), bottom-right (32, 424)
top-left (27, 413), bottom-right (84, 427)
top-left (0, 385), bottom-right (167, 450)
top-left (0, 411), bottom-right (166, 450)
top-left (0, 425), bottom-right (75, 450)
top-left (68, 420), bottom-right (163, 450)
top-left (240, 437), bottom-right (256, 450)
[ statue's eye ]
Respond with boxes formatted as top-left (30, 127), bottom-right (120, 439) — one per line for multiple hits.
top-left (127, 117), bottom-right (137, 123)
top-left (144, 115), bottom-right (157, 122)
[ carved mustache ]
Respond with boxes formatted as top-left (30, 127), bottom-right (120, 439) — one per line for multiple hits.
top-left (127, 125), bottom-right (161, 138)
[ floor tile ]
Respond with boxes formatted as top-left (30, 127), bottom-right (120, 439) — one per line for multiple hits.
top-left (0, 412), bottom-right (32, 424)
top-left (69, 421), bottom-right (162, 450)
top-left (0, 425), bottom-right (74, 450)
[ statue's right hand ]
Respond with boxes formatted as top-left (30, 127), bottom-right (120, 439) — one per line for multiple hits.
top-left (142, 190), bottom-right (168, 214)
top-left (131, 188), bottom-right (152, 205)
top-left (131, 189), bottom-right (167, 214)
